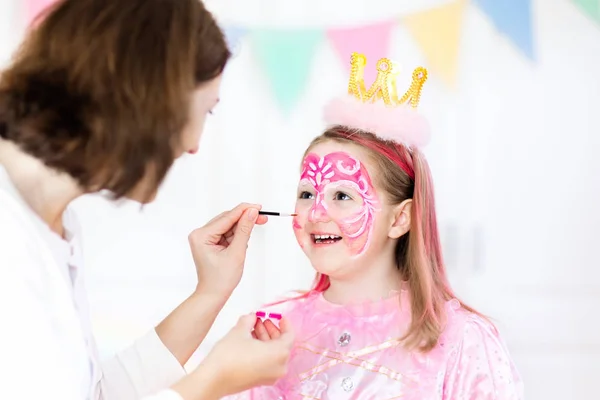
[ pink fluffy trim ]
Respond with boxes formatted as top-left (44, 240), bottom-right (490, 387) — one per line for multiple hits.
top-left (322, 95), bottom-right (431, 148)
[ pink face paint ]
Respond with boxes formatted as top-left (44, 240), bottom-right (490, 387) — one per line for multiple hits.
top-left (292, 217), bottom-right (305, 249)
top-left (297, 151), bottom-right (379, 256)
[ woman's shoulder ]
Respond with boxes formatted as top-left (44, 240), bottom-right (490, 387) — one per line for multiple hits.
top-left (0, 190), bottom-right (37, 250)
top-left (0, 190), bottom-right (57, 294)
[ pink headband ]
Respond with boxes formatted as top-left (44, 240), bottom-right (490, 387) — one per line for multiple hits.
top-left (331, 126), bottom-right (415, 180)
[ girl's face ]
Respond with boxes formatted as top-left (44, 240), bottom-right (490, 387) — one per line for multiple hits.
top-left (293, 140), bottom-right (400, 279)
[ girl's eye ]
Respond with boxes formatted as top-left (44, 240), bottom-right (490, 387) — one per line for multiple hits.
top-left (334, 191), bottom-right (351, 201)
top-left (299, 191), bottom-right (313, 199)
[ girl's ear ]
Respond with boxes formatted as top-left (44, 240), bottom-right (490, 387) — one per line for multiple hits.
top-left (388, 199), bottom-right (412, 239)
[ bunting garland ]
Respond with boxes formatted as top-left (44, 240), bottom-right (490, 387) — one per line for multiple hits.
top-left (403, 0), bottom-right (467, 88)
top-left (221, 0), bottom-right (545, 112)
top-left (22, 0), bottom-right (588, 113)
top-left (572, 0), bottom-right (600, 24)
top-left (222, 26), bottom-right (248, 57)
top-left (472, 0), bottom-right (535, 60)
top-left (327, 21), bottom-right (395, 87)
top-left (251, 29), bottom-right (323, 113)
top-left (25, 0), bottom-right (56, 25)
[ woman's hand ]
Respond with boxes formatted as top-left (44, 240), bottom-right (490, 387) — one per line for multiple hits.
top-left (252, 318), bottom-right (282, 341)
top-left (171, 314), bottom-right (294, 399)
top-left (189, 203), bottom-right (268, 299)
top-left (155, 204), bottom-right (271, 373)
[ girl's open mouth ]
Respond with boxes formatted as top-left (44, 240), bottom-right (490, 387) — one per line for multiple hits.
top-left (312, 234), bottom-right (342, 244)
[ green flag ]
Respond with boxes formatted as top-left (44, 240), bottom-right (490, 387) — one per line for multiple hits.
top-left (251, 29), bottom-right (323, 114)
top-left (573, 0), bottom-right (600, 23)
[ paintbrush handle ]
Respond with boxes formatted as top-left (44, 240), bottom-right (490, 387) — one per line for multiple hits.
top-left (258, 211), bottom-right (296, 216)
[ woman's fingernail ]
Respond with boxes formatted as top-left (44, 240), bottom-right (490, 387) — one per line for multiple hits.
top-left (256, 311), bottom-right (266, 318)
top-left (268, 313), bottom-right (282, 320)
top-left (248, 208), bottom-right (258, 221)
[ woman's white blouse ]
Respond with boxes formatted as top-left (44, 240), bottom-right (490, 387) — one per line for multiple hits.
top-left (0, 166), bottom-right (186, 400)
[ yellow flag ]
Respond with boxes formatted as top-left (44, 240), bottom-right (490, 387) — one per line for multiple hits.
top-left (403, 0), bottom-right (467, 88)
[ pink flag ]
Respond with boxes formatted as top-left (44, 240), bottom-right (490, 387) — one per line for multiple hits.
top-left (327, 20), bottom-right (396, 87)
top-left (25, 0), bottom-right (57, 26)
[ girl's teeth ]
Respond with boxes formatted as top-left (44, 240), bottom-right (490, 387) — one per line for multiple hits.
top-left (314, 234), bottom-right (341, 240)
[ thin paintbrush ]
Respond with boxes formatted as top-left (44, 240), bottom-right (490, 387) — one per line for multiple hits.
top-left (258, 211), bottom-right (297, 217)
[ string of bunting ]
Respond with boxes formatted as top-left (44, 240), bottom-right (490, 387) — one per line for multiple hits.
top-left (225, 0), bottom-right (537, 113)
top-left (22, 0), bottom-right (600, 113)
top-left (571, 0), bottom-right (600, 24)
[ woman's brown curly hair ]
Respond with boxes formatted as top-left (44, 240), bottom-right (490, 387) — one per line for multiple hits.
top-left (0, 0), bottom-right (230, 200)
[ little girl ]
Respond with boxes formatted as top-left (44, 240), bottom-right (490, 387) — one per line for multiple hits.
top-left (231, 53), bottom-right (523, 399)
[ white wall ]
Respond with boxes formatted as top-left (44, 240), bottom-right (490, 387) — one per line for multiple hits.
top-left (2, 1), bottom-right (599, 399)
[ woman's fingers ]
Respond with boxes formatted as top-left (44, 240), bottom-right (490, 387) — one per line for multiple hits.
top-left (263, 319), bottom-right (281, 339)
top-left (253, 319), bottom-right (270, 341)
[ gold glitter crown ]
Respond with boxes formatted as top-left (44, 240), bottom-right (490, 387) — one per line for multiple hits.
top-left (347, 52), bottom-right (427, 108)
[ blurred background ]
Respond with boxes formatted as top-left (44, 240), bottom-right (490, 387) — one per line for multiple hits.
top-left (2, 0), bottom-right (600, 398)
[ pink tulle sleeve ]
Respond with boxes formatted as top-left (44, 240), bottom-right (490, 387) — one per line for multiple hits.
top-left (443, 315), bottom-right (524, 399)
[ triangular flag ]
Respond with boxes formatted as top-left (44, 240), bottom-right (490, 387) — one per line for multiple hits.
top-left (403, 0), bottom-right (467, 88)
top-left (222, 25), bottom-right (248, 56)
top-left (251, 30), bottom-right (323, 113)
top-left (327, 21), bottom-right (395, 87)
top-left (572, 0), bottom-right (600, 24)
top-left (25, 0), bottom-right (56, 26)
top-left (473, 0), bottom-right (535, 60)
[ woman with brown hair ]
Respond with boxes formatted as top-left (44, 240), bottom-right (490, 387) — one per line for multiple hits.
top-left (0, 1), bottom-right (293, 399)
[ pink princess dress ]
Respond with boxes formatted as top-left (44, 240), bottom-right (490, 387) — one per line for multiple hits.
top-left (225, 289), bottom-right (523, 399)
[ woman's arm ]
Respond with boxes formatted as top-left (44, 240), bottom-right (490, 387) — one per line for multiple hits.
top-left (170, 315), bottom-right (294, 400)
top-left (155, 290), bottom-right (227, 366)
top-left (100, 204), bottom-right (286, 399)
top-left (106, 363), bottom-right (220, 400)
top-left (99, 303), bottom-right (295, 400)
top-left (157, 203), bottom-right (268, 365)
top-left (99, 328), bottom-right (187, 399)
